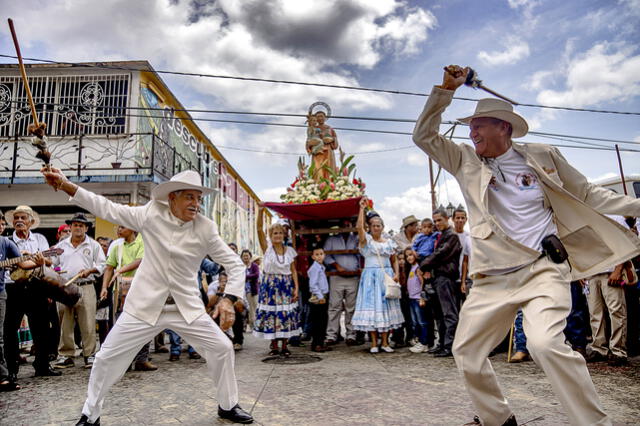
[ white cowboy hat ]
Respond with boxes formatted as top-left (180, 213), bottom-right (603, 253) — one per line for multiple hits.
top-left (457, 98), bottom-right (528, 138)
top-left (5, 205), bottom-right (41, 230)
top-left (151, 170), bottom-right (214, 201)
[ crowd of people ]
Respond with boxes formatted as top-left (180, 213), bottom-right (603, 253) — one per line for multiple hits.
top-left (1, 64), bottom-right (640, 426)
top-left (0, 199), bottom-right (639, 389)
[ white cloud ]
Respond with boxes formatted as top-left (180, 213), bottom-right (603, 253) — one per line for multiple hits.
top-left (257, 186), bottom-right (287, 202)
top-left (536, 42), bottom-right (640, 108)
top-left (2, 0), bottom-right (434, 115)
top-left (406, 151), bottom-right (428, 166)
top-left (477, 38), bottom-right (530, 66)
top-left (507, 0), bottom-right (533, 8)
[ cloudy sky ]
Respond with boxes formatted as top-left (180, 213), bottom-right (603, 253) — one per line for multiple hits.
top-left (1, 0), bottom-right (639, 230)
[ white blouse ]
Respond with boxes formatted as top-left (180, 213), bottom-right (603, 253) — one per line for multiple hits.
top-left (262, 242), bottom-right (297, 275)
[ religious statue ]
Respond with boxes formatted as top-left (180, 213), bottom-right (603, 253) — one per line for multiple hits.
top-left (306, 102), bottom-right (338, 180)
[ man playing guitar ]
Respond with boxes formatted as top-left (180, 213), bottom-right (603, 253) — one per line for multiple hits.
top-left (3, 205), bottom-right (61, 384)
top-left (0, 210), bottom-right (48, 391)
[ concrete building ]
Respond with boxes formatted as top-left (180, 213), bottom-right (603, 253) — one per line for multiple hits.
top-left (0, 60), bottom-right (262, 251)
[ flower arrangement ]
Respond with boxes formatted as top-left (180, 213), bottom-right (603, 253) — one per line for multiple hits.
top-left (280, 152), bottom-right (372, 206)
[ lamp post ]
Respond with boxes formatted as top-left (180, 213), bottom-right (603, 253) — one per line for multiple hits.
top-left (446, 202), bottom-right (455, 218)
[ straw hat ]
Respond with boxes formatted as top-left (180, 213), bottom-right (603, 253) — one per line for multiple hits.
top-left (457, 98), bottom-right (528, 138)
top-left (401, 215), bottom-right (419, 229)
top-left (5, 205), bottom-right (40, 230)
top-left (151, 170), bottom-right (213, 201)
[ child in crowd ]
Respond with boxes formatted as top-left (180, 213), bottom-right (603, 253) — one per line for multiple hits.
top-left (307, 245), bottom-right (331, 352)
top-left (412, 218), bottom-right (439, 262)
top-left (404, 248), bottom-right (431, 353)
top-left (208, 273), bottom-right (247, 350)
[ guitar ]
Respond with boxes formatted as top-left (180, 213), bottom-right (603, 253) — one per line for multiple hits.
top-left (0, 247), bottom-right (63, 269)
top-left (4, 248), bottom-right (64, 282)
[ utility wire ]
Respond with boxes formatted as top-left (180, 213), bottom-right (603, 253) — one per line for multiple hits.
top-left (1, 53), bottom-right (640, 116)
top-left (7, 98), bottom-right (640, 146)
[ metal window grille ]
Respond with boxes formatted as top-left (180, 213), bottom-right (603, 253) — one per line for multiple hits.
top-left (0, 73), bottom-right (130, 138)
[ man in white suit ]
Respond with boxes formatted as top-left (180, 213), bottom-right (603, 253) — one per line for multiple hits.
top-left (41, 167), bottom-right (253, 425)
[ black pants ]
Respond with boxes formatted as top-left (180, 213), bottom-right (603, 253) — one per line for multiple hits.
top-left (46, 299), bottom-right (61, 359)
top-left (625, 284), bottom-right (640, 356)
top-left (232, 310), bottom-right (245, 345)
top-left (4, 282), bottom-right (51, 374)
top-left (433, 275), bottom-right (459, 351)
top-left (309, 302), bottom-right (328, 348)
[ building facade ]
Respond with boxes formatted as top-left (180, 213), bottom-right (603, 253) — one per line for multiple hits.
top-left (0, 61), bottom-right (262, 251)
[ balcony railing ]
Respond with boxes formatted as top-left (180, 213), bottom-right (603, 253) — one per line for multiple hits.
top-left (0, 132), bottom-right (201, 184)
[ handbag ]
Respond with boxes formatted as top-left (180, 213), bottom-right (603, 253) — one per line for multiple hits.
top-left (374, 243), bottom-right (401, 299)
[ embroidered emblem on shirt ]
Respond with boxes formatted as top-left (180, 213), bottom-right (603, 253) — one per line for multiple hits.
top-left (489, 176), bottom-right (499, 191)
top-left (83, 248), bottom-right (91, 256)
top-left (516, 172), bottom-right (538, 190)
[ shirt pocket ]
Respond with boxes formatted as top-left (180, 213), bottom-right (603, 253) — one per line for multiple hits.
top-left (470, 222), bottom-right (492, 240)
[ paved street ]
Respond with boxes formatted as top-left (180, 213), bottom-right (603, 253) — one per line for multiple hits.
top-left (1, 334), bottom-right (639, 425)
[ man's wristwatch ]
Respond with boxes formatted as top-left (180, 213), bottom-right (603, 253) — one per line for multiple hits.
top-left (216, 293), bottom-right (238, 303)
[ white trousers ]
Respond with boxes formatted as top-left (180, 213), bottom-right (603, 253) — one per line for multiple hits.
top-left (82, 309), bottom-right (238, 422)
top-left (454, 257), bottom-right (610, 426)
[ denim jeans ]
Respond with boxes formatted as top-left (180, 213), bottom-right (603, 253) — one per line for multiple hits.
top-left (563, 281), bottom-right (589, 350)
top-left (165, 329), bottom-right (195, 355)
top-left (0, 290), bottom-right (8, 379)
top-left (409, 299), bottom-right (430, 345)
top-left (514, 309), bottom-right (528, 354)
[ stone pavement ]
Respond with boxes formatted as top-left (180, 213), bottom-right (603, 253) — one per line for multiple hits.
top-left (1, 334), bottom-right (639, 425)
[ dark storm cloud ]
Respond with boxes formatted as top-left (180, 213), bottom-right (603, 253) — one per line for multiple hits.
top-left (234, 1), bottom-right (370, 62)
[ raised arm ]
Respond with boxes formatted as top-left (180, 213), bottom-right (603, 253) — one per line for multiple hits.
top-left (357, 198), bottom-right (367, 248)
top-left (257, 207), bottom-right (268, 253)
top-left (412, 66), bottom-right (471, 175)
top-left (41, 166), bottom-right (148, 231)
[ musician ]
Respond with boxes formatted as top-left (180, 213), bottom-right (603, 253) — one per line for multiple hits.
top-left (53, 213), bottom-right (105, 370)
top-left (41, 168), bottom-right (254, 425)
top-left (3, 205), bottom-right (60, 383)
top-left (1, 213), bottom-right (47, 391)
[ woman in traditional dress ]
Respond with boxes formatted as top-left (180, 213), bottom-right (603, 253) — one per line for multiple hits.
top-left (352, 199), bottom-right (404, 353)
top-left (254, 208), bottom-right (301, 356)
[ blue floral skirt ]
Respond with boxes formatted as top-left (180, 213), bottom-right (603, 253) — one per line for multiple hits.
top-left (253, 273), bottom-right (301, 339)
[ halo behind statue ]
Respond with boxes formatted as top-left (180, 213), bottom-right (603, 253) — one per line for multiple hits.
top-left (308, 101), bottom-right (331, 118)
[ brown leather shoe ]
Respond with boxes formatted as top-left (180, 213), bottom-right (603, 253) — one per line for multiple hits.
top-left (169, 354), bottom-right (180, 361)
top-left (134, 361), bottom-right (158, 371)
top-left (509, 351), bottom-right (531, 363)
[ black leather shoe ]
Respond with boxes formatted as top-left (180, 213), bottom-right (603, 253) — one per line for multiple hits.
top-left (427, 345), bottom-right (441, 354)
top-left (434, 349), bottom-right (453, 358)
top-left (464, 414), bottom-right (517, 426)
top-left (218, 404), bottom-right (253, 424)
top-left (75, 414), bottom-right (100, 425)
top-left (502, 414), bottom-right (517, 426)
top-left (34, 366), bottom-right (62, 377)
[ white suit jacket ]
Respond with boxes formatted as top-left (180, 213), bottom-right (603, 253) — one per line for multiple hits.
top-left (72, 187), bottom-right (245, 325)
top-left (413, 87), bottom-right (640, 280)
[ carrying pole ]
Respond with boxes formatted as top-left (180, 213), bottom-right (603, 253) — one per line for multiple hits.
top-left (7, 19), bottom-right (40, 127)
top-left (614, 144), bottom-right (628, 196)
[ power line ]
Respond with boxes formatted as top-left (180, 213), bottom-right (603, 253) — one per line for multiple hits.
top-left (7, 99), bottom-right (640, 147)
top-left (2, 53), bottom-right (640, 116)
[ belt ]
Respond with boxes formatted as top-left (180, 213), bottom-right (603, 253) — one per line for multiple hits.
top-left (76, 279), bottom-right (95, 286)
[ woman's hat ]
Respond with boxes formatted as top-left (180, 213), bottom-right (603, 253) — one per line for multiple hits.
top-left (457, 98), bottom-right (528, 138)
top-left (5, 205), bottom-right (40, 230)
top-left (66, 212), bottom-right (93, 227)
top-left (151, 170), bottom-right (214, 201)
